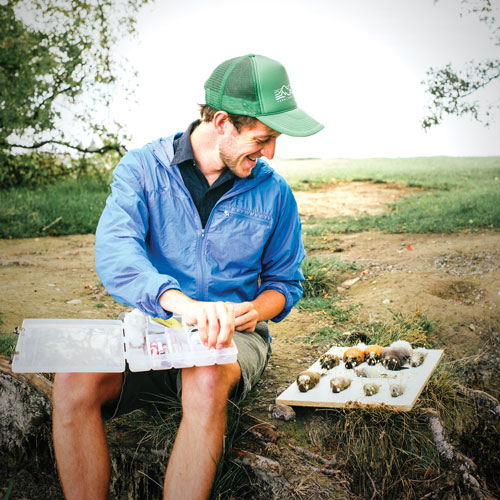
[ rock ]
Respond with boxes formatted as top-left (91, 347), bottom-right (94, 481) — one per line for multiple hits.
top-left (268, 403), bottom-right (296, 421)
top-left (382, 298), bottom-right (391, 305)
top-left (341, 277), bottom-right (360, 288)
top-left (1, 260), bottom-right (33, 267)
top-left (66, 299), bottom-right (82, 305)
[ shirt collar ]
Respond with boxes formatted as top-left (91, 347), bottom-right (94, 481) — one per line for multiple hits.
top-left (171, 119), bottom-right (253, 180)
top-left (172, 120), bottom-right (200, 165)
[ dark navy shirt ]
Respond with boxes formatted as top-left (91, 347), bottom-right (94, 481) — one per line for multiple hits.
top-left (172, 121), bottom-right (236, 228)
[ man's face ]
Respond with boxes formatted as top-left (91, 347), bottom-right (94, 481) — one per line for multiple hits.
top-left (218, 120), bottom-right (281, 178)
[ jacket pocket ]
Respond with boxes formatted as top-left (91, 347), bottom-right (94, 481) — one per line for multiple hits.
top-left (206, 208), bottom-right (273, 276)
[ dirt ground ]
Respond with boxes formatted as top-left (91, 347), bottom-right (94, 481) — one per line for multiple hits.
top-left (1, 181), bottom-right (499, 402)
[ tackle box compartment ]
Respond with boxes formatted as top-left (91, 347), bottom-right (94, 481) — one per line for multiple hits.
top-left (11, 309), bottom-right (237, 373)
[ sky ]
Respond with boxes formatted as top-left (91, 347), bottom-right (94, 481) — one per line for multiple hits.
top-left (111, 0), bottom-right (500, 159)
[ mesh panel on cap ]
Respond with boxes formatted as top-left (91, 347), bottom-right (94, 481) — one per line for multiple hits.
top-left (204, 58), bottom-right (236, 93)
top-left (224, 58), bottom-right (257, 102)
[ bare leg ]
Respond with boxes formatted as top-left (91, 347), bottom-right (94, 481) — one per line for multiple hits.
top-left (52, 372), bottom-right (123, 500)
top-left (163, 362), bottom-right (241, 500)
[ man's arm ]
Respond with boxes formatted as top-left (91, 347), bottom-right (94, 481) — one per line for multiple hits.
top-left (96, 150), bottom-right (182, 319)
top-left (256, 178), bottom-right (305, 321)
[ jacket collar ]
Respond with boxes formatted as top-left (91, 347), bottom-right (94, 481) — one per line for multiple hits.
top-left (149, 134), bottom-right (274, 187)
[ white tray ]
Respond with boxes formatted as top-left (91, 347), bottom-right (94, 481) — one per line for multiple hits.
top-left (276, 345), bottom-right (443, 412)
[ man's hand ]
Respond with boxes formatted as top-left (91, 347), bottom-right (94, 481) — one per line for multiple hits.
top-left (184, 300), bottom-right (235, 349)
top-left (159, 290), bottom-right (235, 349)
top-left (232, 302), bottom-right (259, 332)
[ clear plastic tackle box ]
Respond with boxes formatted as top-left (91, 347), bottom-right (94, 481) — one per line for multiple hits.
top-left (11, 309), bottom-right (238, 373)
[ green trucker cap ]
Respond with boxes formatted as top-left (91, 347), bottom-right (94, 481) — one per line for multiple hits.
top-left (204, 54), bottom-right (324, 137)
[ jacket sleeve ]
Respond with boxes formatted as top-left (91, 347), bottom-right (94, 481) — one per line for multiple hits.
top-left (95, 150), bottom-right (180, 319)
top-left (257, 180), bottom-right (305, 322)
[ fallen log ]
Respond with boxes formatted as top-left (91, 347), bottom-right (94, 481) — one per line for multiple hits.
top-left (421, 407), bottom-right (496, 500)
top-left (0, 357), bottom-right (53, 452)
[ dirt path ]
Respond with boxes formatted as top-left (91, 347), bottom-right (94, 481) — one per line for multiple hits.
top-left (293, 180), bottom-right (421, 217)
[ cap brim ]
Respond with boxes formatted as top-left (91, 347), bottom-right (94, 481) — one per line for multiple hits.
top-left (257, 107), bottom-right (324, 137)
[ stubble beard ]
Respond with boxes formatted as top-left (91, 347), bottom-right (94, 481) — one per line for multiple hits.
top-left (219, 137), bottom-right (252, 179)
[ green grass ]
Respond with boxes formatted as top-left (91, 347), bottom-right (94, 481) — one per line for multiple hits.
top-left (296, 304), bottom-right (436, 348)
top-left (0, 313), bottom-right (17, 358)
top-left (276, 156), bottom-right (500, 234)
top-left (275, 156), bottom-right (500, 190)
top-left (301, 256), bottom-right (358, 298)
top-left (302, 184), bottom-right (500, 234)
top-left (0, 176), bottom-right (110, 238)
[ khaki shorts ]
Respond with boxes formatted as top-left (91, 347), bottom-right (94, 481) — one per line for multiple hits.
top-left (102, 322), bottom-right (271, 419)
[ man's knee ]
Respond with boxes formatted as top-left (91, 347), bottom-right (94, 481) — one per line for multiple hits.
top-left (181, 363), bottom-right (240, 415)
top-left (53, 372), bottom-right (122, 419)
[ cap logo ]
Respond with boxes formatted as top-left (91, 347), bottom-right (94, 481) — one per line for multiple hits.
top-left (274, 84), bottom-right (293, 102)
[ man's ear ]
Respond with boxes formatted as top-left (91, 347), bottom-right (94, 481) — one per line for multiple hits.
top-left (213, 111), bottom-right (231, 135)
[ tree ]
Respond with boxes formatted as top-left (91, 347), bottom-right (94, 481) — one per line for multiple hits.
top-left (0, 0), bottom-right (149, 155)
top-left (422, 0), bottom-right (500, 129)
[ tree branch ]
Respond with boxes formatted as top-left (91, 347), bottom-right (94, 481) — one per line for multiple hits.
top-left (454, 384), bottom-right (500, 420)
top-left (8, 139), bottom-right (125, 155)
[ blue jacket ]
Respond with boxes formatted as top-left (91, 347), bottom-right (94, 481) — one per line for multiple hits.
top-left (95, 134), bottom-right (305, 322)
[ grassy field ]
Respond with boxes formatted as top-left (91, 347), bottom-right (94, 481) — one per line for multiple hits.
top-left (1, 156), bottom-right (499, 238)
top-left (0, 177), bottom-right (110, 238)
top-left (275, 156), bottom-right (500, 234)
top-left (274, 156), bottom-right (500, 190)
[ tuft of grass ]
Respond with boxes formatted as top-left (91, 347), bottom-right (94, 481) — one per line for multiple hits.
top-left (296, 306), bottom-right (436, 349)
top-left (295, 297), bottom-right (358, 344)
top-left (0, 313), bottom-right (18, 358)
top-left (301, 256), bottom-right (357, 299)
top-left (324, 403), bottom-right (444, 499)
top-left (301, 257), bottom-right (338, 298)
top-left (0, 333), bottom-right (18, 358)
top-left (111, 395), bottom-right (264, 500)
top-left (359, 308), bottom-right (438, 348)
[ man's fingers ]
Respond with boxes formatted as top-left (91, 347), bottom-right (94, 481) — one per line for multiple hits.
top-left (215, 301), bottom-right (234, 348)
top-left (206, 303), bottom-right (220, 349)
top-left (232, 301), bottom-right (252, 318)
top-left (196, 307), bottom-right (209, 345)
top-left (187, 301), bottom-right (236, 348)
top-left (234, 309), bottom-right (258, 328)
top-left (235, 318), bottom-right (258, 332)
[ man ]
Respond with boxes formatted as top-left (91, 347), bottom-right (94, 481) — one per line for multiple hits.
top-left (52, 54), bottom-right (323, 500)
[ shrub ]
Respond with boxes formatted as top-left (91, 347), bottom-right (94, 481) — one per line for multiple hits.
top-left (0, 151), bottom-right (71, 189)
